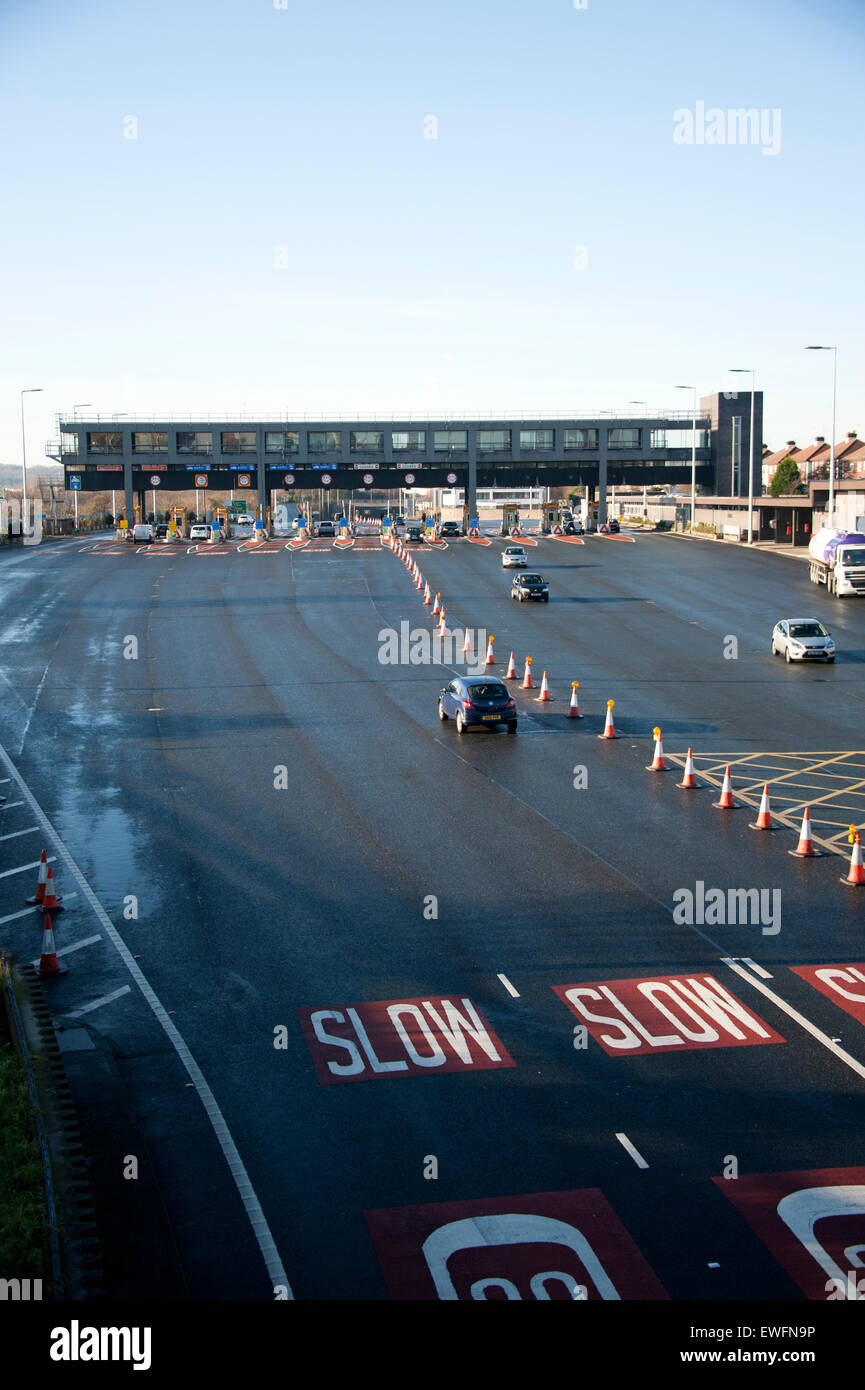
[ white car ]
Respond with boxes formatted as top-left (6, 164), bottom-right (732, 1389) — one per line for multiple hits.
top-left (771, 618), bottom-right (835, 663)
top-left (502, 546), bottom-right (527, 568)
top-left (189, 523), bottom-right (210, 541)
top-left (132, 523), bottom-right (154, 543)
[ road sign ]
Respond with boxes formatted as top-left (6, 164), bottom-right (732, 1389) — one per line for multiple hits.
top-left (284, 473), bottom-right (295, 485)
top-left (149, 475), bottom-right (161, 487)
top-left (446, 472), bottom-right (458, 485)
top-left (362, 473), bottom-right (374, 486)
top-left (320, 473), bottom-right (333, 485)
top-left (237, 474), bottom-right (251, 487)
top-left (194, 474), bottom-right (209, 488)
top-left (404, 473), bottom-right (416, 485)
top-left (469, 517), bottom-right (478, 530)
top-left (69, 475), bottom-right (82, 490)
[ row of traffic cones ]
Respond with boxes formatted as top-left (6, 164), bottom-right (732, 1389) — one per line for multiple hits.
top-left (25, 850), bottom-right (69, 975)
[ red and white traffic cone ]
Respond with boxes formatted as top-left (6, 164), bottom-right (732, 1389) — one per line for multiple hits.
top-left (40, 865), bottom-right (64, 913)
top-left (749, 783), bottom-right (776, 831)
top-left (536, 671), bottom-right (552, 702)
top-left (37, 914), bottom-right (67, 977)
top-left (567, 681), bottom-right (582, 718)
top-left (505, 651), bottom-right (517, 679)
top-left (789, 807), bottom-right (823, 858)
top-left (463, 628), bottom-right (473, 656)
top-left (521, 657), bottom-right (533, 689)
top-left (598, 700), bottom-right (617, 739)
top-left (841, 828), bottom-right (865, 886)
top-left (415, 570), bottom-right (423, 590)
top-left (432, 592), bottom-right (440, 617)
top-left (677, 747), bottom-right (700, 789)
top-left (423, 581), bottom-right (431, 605)
top-left (439, 607), bottom-right (447, 636)
top-left (25, 849), bottom-right (49, 906)
top-left (713, 766), bottom-right (738, 809)
top-left (485, 635), bottom-right (495, 665)
top-left (646, 727), bottom-right (666, 771)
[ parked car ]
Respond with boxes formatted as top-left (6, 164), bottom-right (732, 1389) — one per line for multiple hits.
top-left (511, 573), bottom-right (549, 602)
top-left (316, 521), bottom-right (336, 537)
top-left (599, 518), bottom-right (620, 534)
top-left (154, 523), bottom-right (169, 539)
top-left (132, 523), bottom-right (155, 543)
top-left (438, 675), bottom-right (517, 734)
top-left (440, 521), bottom-right (461, 538)
top-left (564, 519), bottom-right (583, 535)
top-left (502, 545), bottom-right (527, 568)
top-left (189, 522), bottom-right (210, 540)
top-left (771, 618), bottom-right (835, 663)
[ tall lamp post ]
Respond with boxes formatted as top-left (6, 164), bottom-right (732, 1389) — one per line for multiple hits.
top-left (806, 346), bottom-right (838, 528)
top-left (675, 385), bottom-right (698, 529)
top-left (20, 388), bottom-right (43, 524)
top-left (729, 370), bottom-right (755, 544)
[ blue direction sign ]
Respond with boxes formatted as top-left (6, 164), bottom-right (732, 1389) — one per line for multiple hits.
top-left (69, 475), bottom-right (82, 490)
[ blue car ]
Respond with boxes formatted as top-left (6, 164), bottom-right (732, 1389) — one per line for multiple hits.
top-left (438, 675), bottom-right (518, 734)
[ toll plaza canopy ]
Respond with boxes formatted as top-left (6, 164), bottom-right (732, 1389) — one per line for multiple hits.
top-left (49, 393), bottom-right (760, 525)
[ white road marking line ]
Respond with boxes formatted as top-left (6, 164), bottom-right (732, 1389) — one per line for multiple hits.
top-left (739, 957), bottom-right (773, 979)
top-left (32, 933), bottom-right (102, 968)
top-left (722, 957), bottom-right (865, 1082)
top-left (0, 738), bottom-right (291, 1297)
top-left (616, 1133), bottom-right (649, 1169)
top-left (497, 973), bottom-right (520, 998)
top-left (0, 802), bottom-right (25, 811)
top-left (0, 855), bottom-right (56, 878)
top-left (0, 825), bottom-right (39, 842)
top-left (65, 985), bottom-right (132, 1017)
top-left (0, 893), bottom-right (77, 925)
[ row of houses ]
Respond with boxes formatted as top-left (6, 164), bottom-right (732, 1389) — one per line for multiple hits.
top-left (763, 432), bottom-right (864, 488)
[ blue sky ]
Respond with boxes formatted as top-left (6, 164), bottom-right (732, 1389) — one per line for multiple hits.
top-left (1, 0), bottom-right (862, 470)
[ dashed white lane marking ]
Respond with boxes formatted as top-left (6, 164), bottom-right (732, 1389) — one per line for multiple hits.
top-left (722, 958), bottom-right (865, 1083)
top-left (32, 933), bottom-right (102, 969)
top-left (739, 957), bottom-right (773, 979)
top-left (0, 802), bottom-right (24, 812)
top-left (497, 972), bottom-right (520, 998)
top-left (0, 855), bottom-right (56, 879)
top-left (0, 825), bottom-right (39, 842)
top-left (615, 1133), bottom-right (649, 1169)
top-left (0, 738), bottom-right (291, 1297)
top-left (0, 894), bottom-right (77, 926)
top-left (64, 985), bottom-right (132, 1017)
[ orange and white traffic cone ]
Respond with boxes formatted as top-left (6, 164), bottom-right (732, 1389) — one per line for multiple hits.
top-left (789, 807), bottom-right (823, 858)
top-left (37, 914), bottom-right (67, 976)
top-left (598, 700), bottom-right (617, 739)
top-left (423, 582), bottom-right (431, 605)
top-left (537, 671), bottom-right (552, 702)
top-left (463, 628), bottom-right (472, 656)
top-left (415, 570), bottom-right (423, 590)
top-left (841, 827), bottom-right (865, 886)
top-left (522, 657), bottom-right (533, 689)
top-left (505, 651), bottom-right (517, 679)
top-left (432, 592), bottom-right (440, 617)
top-left (439, 607), bottom-right (447, 636)
top-left (567, 681), bottom-right (582, 718)
top-left (677, 747), bottom-right (700, 789)
top-left (713, 765), bottom-right (738, 809)
top-left (646, 726), bottom-right (666, 771)
top-left (749, 783), bottom-right (776, 831)
top-left (485, 635), bottom-right (495, 665)
top-left (25, 848), bottom-right (49, 905)
top-left (40, 864), bottom-right (64, 913)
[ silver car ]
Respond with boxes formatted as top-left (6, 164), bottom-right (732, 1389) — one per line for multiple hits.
top-left (771, 618), bottom-right (835, 663)
top-left (501, 546), bottom-right (527, 568)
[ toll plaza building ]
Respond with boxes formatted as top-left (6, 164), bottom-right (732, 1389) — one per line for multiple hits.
top-left (50, 391), bottom-right (761, 526)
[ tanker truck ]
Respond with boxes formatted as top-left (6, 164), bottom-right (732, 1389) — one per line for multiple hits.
top-left (808, 528), bottom-right (865, 597)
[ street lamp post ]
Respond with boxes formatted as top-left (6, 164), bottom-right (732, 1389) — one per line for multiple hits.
top-left (806, 346), bottom-right (838, 528)
top-left (20, 388), bottom-right (43, 523)
top-left (729, 370), bottom-right (755, 544)
top-left (675, 385), bottom-right (698, 529)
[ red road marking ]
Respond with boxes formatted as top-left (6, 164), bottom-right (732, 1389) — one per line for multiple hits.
top-left (553, 973), bottom-right (785, 1054)
top-left (715, 1167), bottom-right (865, 1300)
top-left (597, 533), bottom-right (636, 542)
top-left (467, 536), bottom-right (492, 546)
top-left (298, 995), bottom-right (514, 1084)
top-left (791, 963), bottom-right (865, 1026)
top-left (365, 1188), bottom-right (669, 1300)
top-left (550, 535), bottom-right (585, 545)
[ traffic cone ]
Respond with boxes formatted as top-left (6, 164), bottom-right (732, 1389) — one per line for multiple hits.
top-left (485, 635), bottom-right (495, 665)
top-left (439, 607), bottom-right (446, 635)
top-left (567, 681), bottom-right (582, 718)
top-left (521, 657), bottom-right (533, 689)
top-left (505, 651), bottom-right (517, 679)
top-left (789, 807), bottom-right (823, 858)
top-left (432, 592), bottom-right (440, 616)
top-left (841, 829), bottom-right (865, 886)
top-left (646, 727), bottom-right (666, 771)
top-left (749, 783), bottom-right (776, 831)
top-left (40, 864), bottom-right (64, 913)
top-left (537, 671), bottom-right (552, 702)
top-left (463, 628), bottom-right (472, 656)
top-left (713, 766), bottom-right (738, 809)
top-left (423, 582), bottom-right (431, 605)
top-left (415, 570), bottom-right (423, 590)
top-left (677, 747), bottom-right (700, 789)
top-left (25, 849), bottom-right (49, 905)
top-left (598, 700), bottom-right (617, 739)
top-left (37, 914), bottom-right (67, 976)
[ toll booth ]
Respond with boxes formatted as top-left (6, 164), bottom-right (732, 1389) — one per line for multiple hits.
top-left (541, 502), bottom-right (568, 533)
top-left (170, 506), bottom-right (186, 538)
top-left (499, 506), bottom-right (520, 536)
top-left (213, 505), bottom-right (229, 530)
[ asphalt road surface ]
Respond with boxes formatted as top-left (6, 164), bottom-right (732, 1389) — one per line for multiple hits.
top-left (2, 529), bottom-right (864, 1303)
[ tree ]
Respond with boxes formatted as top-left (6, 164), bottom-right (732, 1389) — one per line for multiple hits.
top-left (769, 457), bottom-right (803, 496)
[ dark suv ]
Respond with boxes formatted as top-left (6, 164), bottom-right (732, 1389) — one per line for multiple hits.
top-left (511, 573), bottom-right (549, 603)
top-left (440, 521), bottom-right (461, 537)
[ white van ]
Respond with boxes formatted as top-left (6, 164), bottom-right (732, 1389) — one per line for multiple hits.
top-left (132, 523), bottom-right (154, 543)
